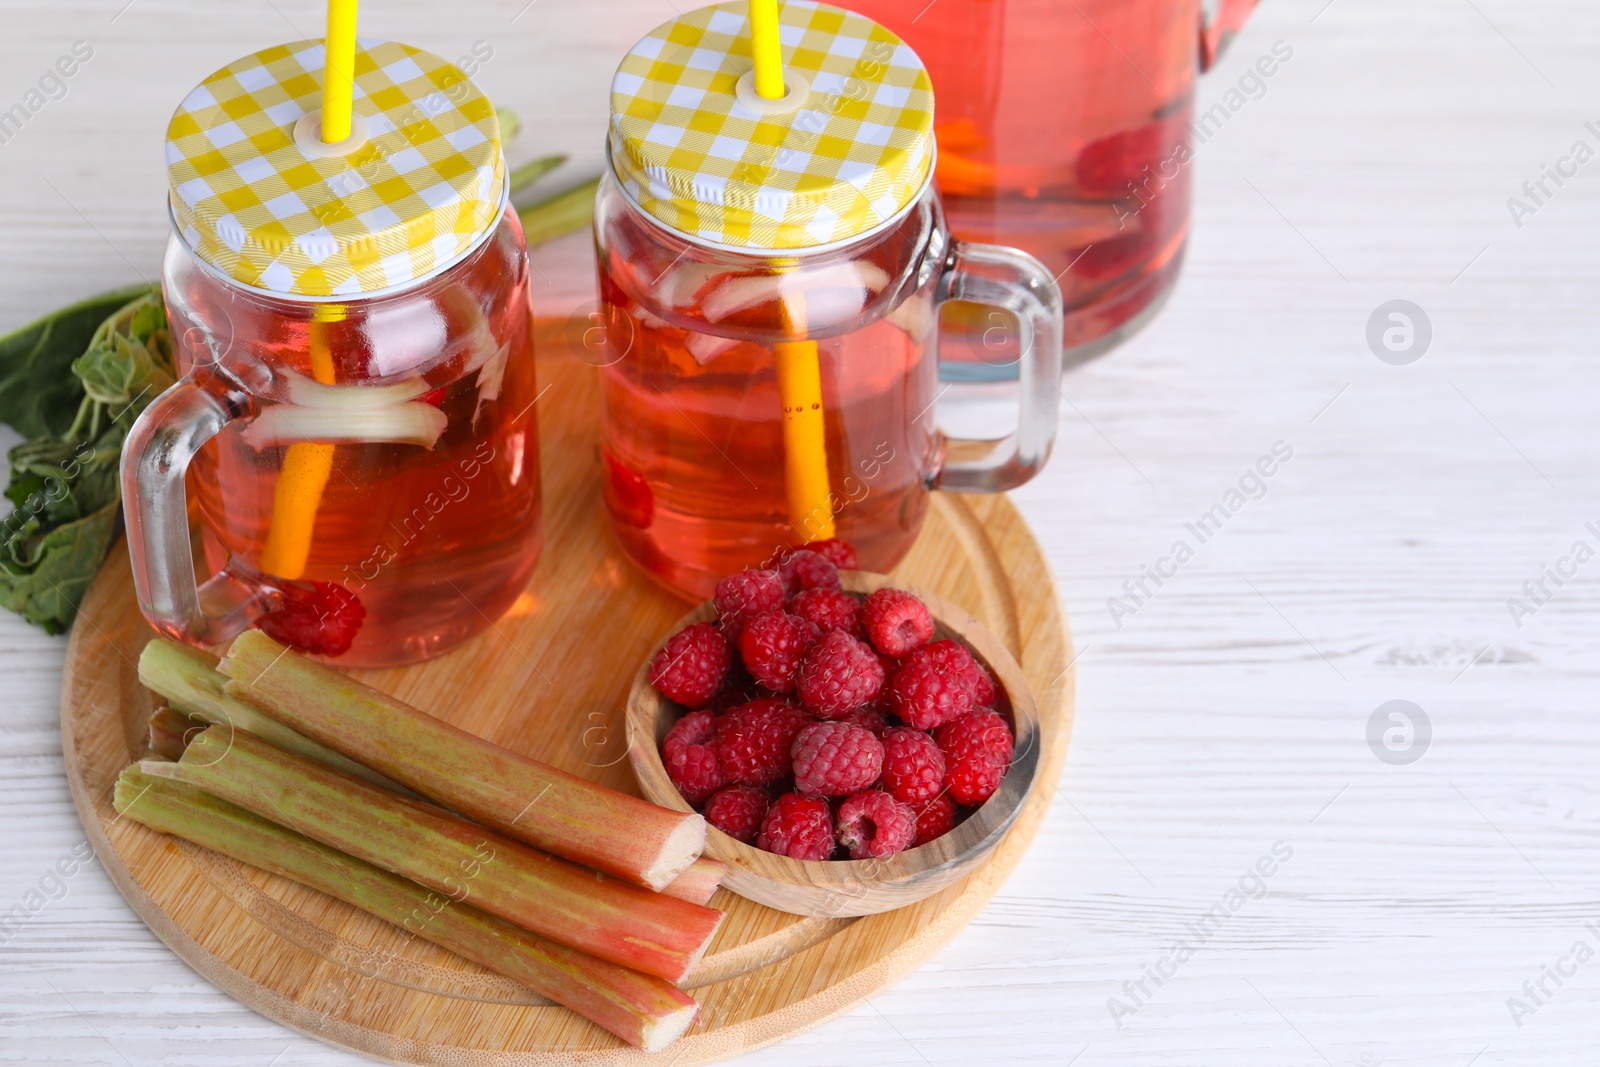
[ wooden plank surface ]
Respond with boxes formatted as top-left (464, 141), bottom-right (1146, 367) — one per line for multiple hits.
top-left (3, 0), bottom-right (1600, 1064)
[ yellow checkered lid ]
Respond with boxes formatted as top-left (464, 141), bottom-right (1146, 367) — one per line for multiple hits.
top-left (166, 39), bottom-right (505, 299)
top-left (609, 1), bottom-right (935, 251)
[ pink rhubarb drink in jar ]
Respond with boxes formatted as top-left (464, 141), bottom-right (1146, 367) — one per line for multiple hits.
top-left (124, 39), bottom-right (541, 666)
top-left (595, 1), bottom-right (1065, 600)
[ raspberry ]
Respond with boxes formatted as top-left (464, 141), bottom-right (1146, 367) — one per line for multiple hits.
top-left (835, 704), bottom-right (889, 738)
top-left (702, 785), bottom-right (771, 844)
top-left (970, 660), bottom-right (1000, 708)
top-left (715, 697), bottom-right (810, 786)
top-left (861, 587), bottom-right (934, 657)
top-left (662, 711), bottom-right (725, 806)
top-left (738, 612), bottom-right (819, 694)
top-left (258, 579), bottom-right (365, 657)
top-left (921, 639), bottom-right (986, 695)
top-left (935, 711), bottom-right (1014, 806)
top-left (778, 549), bottom-right (841, 596)
top-left (791, 721), bottom-right (884, 797)
top-left (714, 568), bottom-right (786, 641)
top-left (795, 631), bottom-right (885, 718)
top-left (888, 640), bottom-right (978, 730)
top-left (757, 793), bottom-right (835, 860)
top-left (787, 588), bottom-right (863, 637)
top-left (802, 538), bottom-right (858, 570)
top-left (912, 794), bottom-right (959, 846)
top-left (879, 727), bottom-right (946, 805)
top-left (648, 622), bottom-right (731, 708)
top-left (835, 790), bottom-right (917, 859)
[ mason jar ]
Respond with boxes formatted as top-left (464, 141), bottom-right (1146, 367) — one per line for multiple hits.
top-left (594, 1), bottom-right (1064, 599)
top-left (124, 38), bottom-right (541, 665)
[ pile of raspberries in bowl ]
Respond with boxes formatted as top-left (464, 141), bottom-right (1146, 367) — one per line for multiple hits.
top-left (648, 541), bottom-right (1016, 862)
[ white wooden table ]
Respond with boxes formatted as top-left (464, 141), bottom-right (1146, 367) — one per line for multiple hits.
top-left (3, 1), bottom-right (1598, 1063)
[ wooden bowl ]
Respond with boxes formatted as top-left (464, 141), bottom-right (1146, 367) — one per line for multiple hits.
top-left (626, 572), bottom-right (1041, 917)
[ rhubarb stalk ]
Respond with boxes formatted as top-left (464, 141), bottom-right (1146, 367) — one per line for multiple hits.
top-left (147, 705), bottom-right (201, 762)
top-left (148, 726), bottom-right (720, 983)
top-left (661, 857), bottom-right (727, 907)
top-left (148, 702), bottom-right (723, 902)
top-left (112, 766), bottom-right (698, 1051)
top-left (139, 638), bottom-right (409, 794)
top-left (217, 630), bottom-right (705, 891)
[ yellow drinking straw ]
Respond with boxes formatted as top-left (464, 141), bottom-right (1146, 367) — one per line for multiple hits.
top-left (748, 0), bottom-right (785, 100)
top-left (259, 0), bottom-right (357, 579)
top-left (749, 0), bottom-right (836, 542)
top-left (320, 0), bottom-right (359, 143)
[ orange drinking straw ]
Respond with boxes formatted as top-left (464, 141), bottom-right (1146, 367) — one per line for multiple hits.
top-left (775, 302), bottom-right (836, 541)
top-left (259, 0), bottom-right (358, 579)
top-left (258, 308), bottom-right (339, 577)
top-left (749, 0), bottom-right (836, 542)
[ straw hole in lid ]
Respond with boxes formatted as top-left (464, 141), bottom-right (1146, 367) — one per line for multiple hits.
top-left (293, 110), bottom-right (371, 158)
top-left (733, 68), bottom-right (810, 117)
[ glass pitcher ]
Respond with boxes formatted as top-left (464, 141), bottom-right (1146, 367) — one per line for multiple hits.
top-left (122, 39), bottom-right (542, 667)
top-left (848, 0), bottom-right (1259, 367)
top-left (595, 1), bottom-right (1063, 600)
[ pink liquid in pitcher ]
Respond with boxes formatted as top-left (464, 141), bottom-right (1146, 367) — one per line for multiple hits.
top-left (849, 0), bottom-right (1199, 355)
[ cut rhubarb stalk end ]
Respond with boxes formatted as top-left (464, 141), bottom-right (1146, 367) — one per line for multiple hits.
top-left (255, 580), bottom-right (365, 658)
top-left (147, 705), bottom-right (202, 762)
top-left (661, 856), bottom-right (727, 907)
top-left (111, 765), bottom-right (700, 1051)
top-left (217, 630), bottom-right (707, 892)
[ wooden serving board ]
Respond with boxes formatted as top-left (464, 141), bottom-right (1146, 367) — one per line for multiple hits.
top-left (59, 331), bottom-right (1076, 1066)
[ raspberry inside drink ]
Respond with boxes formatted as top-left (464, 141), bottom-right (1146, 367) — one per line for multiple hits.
top-left (594, 180), bottom-right (942, 601)
top-left (165, 211), bottom-right (543, 666)
top-left (849, 0), bottom-right (1200, 357)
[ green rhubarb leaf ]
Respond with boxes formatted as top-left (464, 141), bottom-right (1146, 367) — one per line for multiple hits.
top-left (4, 438), bottom-right (98, 525)
top-left (0, 499), bottom-right (118, 634)
top-left (0, 283), bottom-right (156, 439)
top-left (72, 289), bottom-right (175, 418)
top-left (73, 328), bottom-right (177, 412)
top-left (0, 284), bottom-right (170, 634)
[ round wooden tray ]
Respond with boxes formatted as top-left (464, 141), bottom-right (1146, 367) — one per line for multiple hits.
top-left (59, 338), bottom-right (1075, 1066)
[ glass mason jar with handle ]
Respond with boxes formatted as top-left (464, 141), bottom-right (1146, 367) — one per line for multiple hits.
top-left (595, 1), bottom-right (1063, 601)
top-left (848, 0), bottom-right (1260, 369)
top-left (123, 39), bottom-right (542, 667)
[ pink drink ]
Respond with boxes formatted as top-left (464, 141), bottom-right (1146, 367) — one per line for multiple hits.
top-left (165, 213), bottom-right (543, 665)
top-left (849, 0), bottom-right (1201, 358)
top-left (594, 185), bottom-right (942, 601)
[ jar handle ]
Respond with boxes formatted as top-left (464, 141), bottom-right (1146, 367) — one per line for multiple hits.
top-left (931, 240), bottom-right (1063, 493)
top-left (121, 369), bottom-right (270, 646)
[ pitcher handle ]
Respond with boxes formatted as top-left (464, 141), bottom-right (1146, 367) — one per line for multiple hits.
top-left (1201, 0), bottom-right (1261, 71)
top-left (121, 369), bottom-right (269, 646)
top-left (931, 240), bottom-right (1063, 493)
